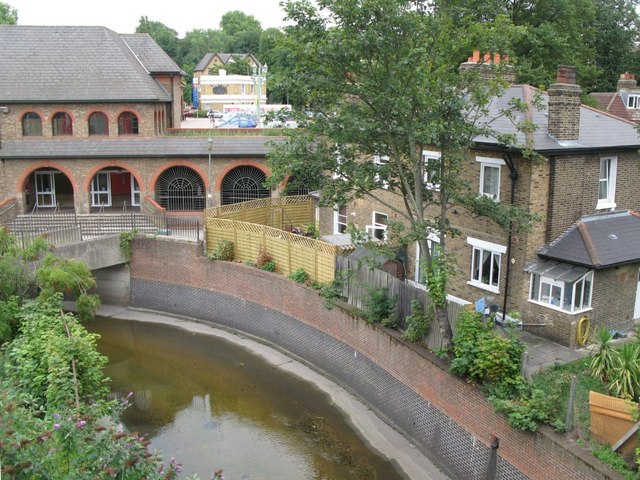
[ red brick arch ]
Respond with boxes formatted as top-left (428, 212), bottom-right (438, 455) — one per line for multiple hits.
top-left (83, 161), bottom-right (145, 193)
top-left (148, 160), bottom-right (208, 192)
top-left (16, 161), bottom-right (78, 194)
top-left (214, 160), bottom-right (272, 191)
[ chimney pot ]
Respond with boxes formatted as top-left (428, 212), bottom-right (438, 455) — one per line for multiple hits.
top-left (472, 50), bottom-right (480, 62)
top-left (556, 65), bottom-right (576, 84)
top-left (493, 53), bottom-right (501, 64)
top-left (484, 52), bottom-right (491, 63)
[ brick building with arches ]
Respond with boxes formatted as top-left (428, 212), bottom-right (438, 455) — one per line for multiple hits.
top-left (0, 26), bottom-right (280, 215)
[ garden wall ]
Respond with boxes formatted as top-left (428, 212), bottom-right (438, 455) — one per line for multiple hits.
top-left (129, 238), bottom-right (624, 480)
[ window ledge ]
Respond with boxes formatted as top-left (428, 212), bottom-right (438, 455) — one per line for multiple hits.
top-left (467, 280), bottom-right (500, 294)
top-left (596, 201), bottom-right (616, 211)
top-left (527, 299), bottom-right (592, 315)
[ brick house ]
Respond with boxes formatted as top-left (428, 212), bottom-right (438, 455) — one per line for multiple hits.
top-left (590, 72), bottom-right (640, 124)
top-left (318, 62), bottom-right (640, 348)
top-left (0, 26), bottom-right (278, 215)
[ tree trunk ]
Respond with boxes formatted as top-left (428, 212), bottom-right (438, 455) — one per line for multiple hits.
top-left (435, 302), bottom-right (453, 349)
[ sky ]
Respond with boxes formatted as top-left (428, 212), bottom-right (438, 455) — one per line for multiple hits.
top-left (6, 0), bottom-right (289, 37)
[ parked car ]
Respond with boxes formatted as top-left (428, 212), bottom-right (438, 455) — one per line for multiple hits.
top-left (183, 106), bottom-right (198, 118)
top-left (216, 114), bottom-right (257, 128)
top-left (207, 109), bottom-right (223, 119)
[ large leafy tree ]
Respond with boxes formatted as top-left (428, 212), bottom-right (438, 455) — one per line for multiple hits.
top-left (0, 1), bottom-right (17, 24)
top-left (267, 0), bottom-right (537, 347)
top-left (220, 10), bottom-right (263, 53)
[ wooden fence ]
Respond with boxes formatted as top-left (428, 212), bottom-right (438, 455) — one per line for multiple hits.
top-left (204, 196), bottom-right (314, 230)
top-left (336, 256), bottom-right (470, 350)
top-left (205, 217), bottom-right (338, 284)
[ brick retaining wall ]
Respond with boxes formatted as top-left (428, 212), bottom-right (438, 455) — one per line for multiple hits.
top-left (129, 238), bottom-right (623, 480)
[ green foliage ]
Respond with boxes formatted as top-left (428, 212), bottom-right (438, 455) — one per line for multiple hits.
top-left (590, 327), bottom-right (616, 383)
top-left (119, 229), bottom-right (139, 262)
top-left (208, 240), bottom-right (235, 261)
top-left (0, 385), bottom-right (185, 479)
top-left (0, 2), bottom-right (17, 25)
top-left (488, 381), bottom-right (556, 432)
top-left (363, 288), bottom-right (397, 325)
top-left (607, 343), bottom-right (640, 401)
top-left (35, 252), bottom-right (97, 298)
top-left (288, 267), bottom-right (309, 283)
top-left (3, 294), bottom-right (110, 412)
top-left (261, 260), bottom-right (277, 272)
top-left (592, 442), bottom-right (637, 480)
top-left (0, 296), bottom-right (20, 345)
top-left (302, 223), bottom-right (320, 239)
top-left (403, 300), bottom-right (431, 342)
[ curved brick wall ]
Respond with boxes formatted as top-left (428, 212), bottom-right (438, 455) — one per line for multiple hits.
top-left (129, 238), bottom-right (622, 480)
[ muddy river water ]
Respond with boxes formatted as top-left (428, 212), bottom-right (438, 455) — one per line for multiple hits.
top-left (87, 316), bottom-right (408, 480)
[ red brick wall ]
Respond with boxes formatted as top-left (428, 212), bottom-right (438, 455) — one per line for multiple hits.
top-left (130, 238), bottom-right (624, 480)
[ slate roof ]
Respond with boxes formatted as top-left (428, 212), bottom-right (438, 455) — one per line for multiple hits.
top-left (0, 26), bottom-right (182, 103)
top-left (475, 85), bottom-right (640, 153)
top-left (0, 136), bottom-right (281, 159)
top-left (537, 210), bottom-right (640, 268)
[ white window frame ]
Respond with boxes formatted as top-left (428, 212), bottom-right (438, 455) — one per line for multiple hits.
top-left (477, 156), bottom-right (505, 200)
top-left (467, 237), bottom-right (506, 293)
top-left (528, 271), bottom-right (593, 313)
top-left (366, 211), bottom-right (388, 241)
top-left (333, 205), bottom-right (348, 234)
top-left (627, 94), bottom-right (640, 109)
top-left (422, 150), bottom-right (441, 190)
top-left (597, 156), bottom-right (617, 210)
top-left (373, 155), bottom-right (390, 189)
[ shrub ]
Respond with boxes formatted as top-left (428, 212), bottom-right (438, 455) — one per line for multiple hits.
top-left (364, 287), bottom-right (397, 324)
top-left (403, 300), bottom-right (431, 342)
top-left (256, 247), bottom-right (272, 268)
top-left (261, 260), bottom-right (277, 272)
top-left (208, 240), bottom-right (234, 261)
top-left (288, 268), bottom-right (309, 283)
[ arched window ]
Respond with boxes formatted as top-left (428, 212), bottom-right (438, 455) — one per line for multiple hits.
top-left (52, 112), bottom-right (73, 136)
top-left (22, 112), bottom-right (42, 136)
top-left (88, 112), bottom-right (109, 135)
top-left (118, 112), bottom-right (139, 135)
top-left (155, 166), bottom-right (205, 211)
top-left (221, 166), bottom-right (270, 205)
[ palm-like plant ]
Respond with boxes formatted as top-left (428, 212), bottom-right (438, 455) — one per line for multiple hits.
top-left (590, 327), bottom-right (617, 383)
top-left (608, 343), bottom-right (640, 401)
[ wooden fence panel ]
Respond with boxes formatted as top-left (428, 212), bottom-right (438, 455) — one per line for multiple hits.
top-left (337, 257), bottom-right (466, 350)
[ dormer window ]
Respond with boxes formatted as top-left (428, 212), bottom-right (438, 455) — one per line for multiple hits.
top-left (627, 94), bottom-right (640, 109)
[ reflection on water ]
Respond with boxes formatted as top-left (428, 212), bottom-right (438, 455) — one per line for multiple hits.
top-left (86, 317), bottom-right (405, 480)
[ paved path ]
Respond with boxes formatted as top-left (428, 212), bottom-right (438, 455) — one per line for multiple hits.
top-left (96, 304), bottom-right (451, 480)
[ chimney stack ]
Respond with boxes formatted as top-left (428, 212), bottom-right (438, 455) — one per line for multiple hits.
top-left (617, 72), bottom-right (637, 91)
top-left (547, 65), bottom-right (581, 142)
top-left (458, 50), bottom-right (516, 83)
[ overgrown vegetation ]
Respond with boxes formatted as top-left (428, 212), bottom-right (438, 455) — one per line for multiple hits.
top-left (403, 300), bottom-right (431, 342)
top-left (0, 227), bottom-right (194, 478)
top-left (207, 240), bottom-right (235, 261)
top-left (119, 229), bottom-right (140, 262)
top-left (363, 287), bottom-right (397, 327)
top-left (256, 247), bottom-right (277, 272)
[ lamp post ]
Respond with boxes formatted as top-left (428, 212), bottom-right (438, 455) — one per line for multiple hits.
top-left (207, 137), bottom-right (213, 208)
top-left (252, 63), bottom-right (268, 127)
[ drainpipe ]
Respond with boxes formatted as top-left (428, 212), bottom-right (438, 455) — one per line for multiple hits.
top-left (501, 152), bottom-right (518, 321)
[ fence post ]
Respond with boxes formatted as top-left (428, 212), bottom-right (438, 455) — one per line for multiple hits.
top-left (565, 375), bottom-right (578, 432)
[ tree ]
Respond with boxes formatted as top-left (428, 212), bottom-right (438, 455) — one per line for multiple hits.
top-left (267, 0), bottom-right (537, 347)
top-left (220, 10), bottom-right (262, 53)
top-left (0, 1), bottom-right (17, 25)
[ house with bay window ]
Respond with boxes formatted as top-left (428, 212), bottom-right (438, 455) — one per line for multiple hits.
top-left (318, 61), bottom-right (640, 348)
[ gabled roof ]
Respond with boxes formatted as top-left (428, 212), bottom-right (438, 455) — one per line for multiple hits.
top-left (475, 85), bottom-right (640, 153)
top-left (194, 53), bottom-right (259, 72)
top-left (0, 136), bottom-right (281, 159)
top-left (0, 26), bottom-right (182, 103)
top-left (588, 90), bottom-right (640, 124)
top-left (537, 210), bottom-right (640, 268)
